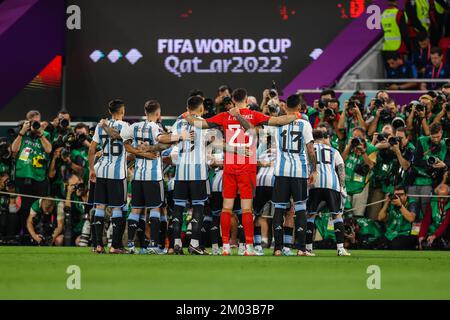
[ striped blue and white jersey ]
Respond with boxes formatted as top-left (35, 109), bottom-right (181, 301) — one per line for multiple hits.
top-left (171, 116), bottom-right (209, 181)
top-left (256, 148), bottom-right (276, 187)
top-left (274, 118), bottom-right (314, 178)
top-left (312, 143), bottom-right (344, 192)
top-left (93, 119), bottom-right (130, 180)
top-left (124, 120), bottom-right (163, 181)
top-left (210, 152), bottom-right (224, 193)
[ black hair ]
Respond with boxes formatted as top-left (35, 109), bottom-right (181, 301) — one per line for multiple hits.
top-left (431, 46), bottom-right (443, 56)
top-left (108, 99), bottom-right (125, 114)
top-left (313, 129), bottom-right (325, 140)
top-left (189, 89), bottom-right (204, 98)
top-left (232, 88), bottom-right (247, 103)
top-left (286, 94), bottom-right (301, 109)
top-left (144, 100), bottom-right (161, 114)
top-left (187, 96), bottom-right (204, 111)
top-left (430, 122), bottom-right (442, 134)
top-left (320, 88), bottom-right (336, 99)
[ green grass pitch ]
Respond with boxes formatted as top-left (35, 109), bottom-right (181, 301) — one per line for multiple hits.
top-left (1, 247), bottom-right (450, 300)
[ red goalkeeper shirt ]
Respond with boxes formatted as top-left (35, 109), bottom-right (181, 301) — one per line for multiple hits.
top-left (206, 108), bottom-right (270, 174)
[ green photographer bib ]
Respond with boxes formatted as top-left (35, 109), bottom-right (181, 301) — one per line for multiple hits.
top-left (385, 200), bottom-right (415, 241)
top-left (345, 142), bottom-right (377, 195)
top-left (414, 136), bottom-right (447, 186)
top-left (15, 132), bottom-right (50, 182)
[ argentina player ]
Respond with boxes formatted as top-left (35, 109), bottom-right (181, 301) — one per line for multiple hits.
top-left (159, 96), bottom-right (211, 255)
top-left (88, 99), bottom-right (130, 254)
top-left (272, 94), bottom-right (317, 256)
top-left (122, 100), bottom-right (172, 254)
top-left (306, 128), bottom-right (350, 256)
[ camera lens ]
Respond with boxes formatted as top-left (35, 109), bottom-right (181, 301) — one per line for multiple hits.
top-left (31, 121), bottom-right (41, 130)
top-left (427, 156), bottom-right (437, 166)
top-left (388, 136), bottom-right (400, 146)
top-left (269, 89), bottom-right (277, 98)
top-left (59, 118), bottom-right (69, 128)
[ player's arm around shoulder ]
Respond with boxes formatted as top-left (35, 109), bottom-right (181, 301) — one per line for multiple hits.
top-left (267, 113), bottom-right (297, 126)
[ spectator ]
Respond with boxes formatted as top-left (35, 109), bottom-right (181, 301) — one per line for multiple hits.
top-left (27, 199), bottom-right (64, 246)
top-left (411, 32), bottom-right (431, 77)
top-left (385, 52), bottom-right (418, 90)
top-left (418, 182), bottom-right (450, 249)
top-left (421, 47), bottom-right (450, 90)
top-left (367, 126), bottom-right (415, 220)
top-left (378, 186), bottom-right (418, 250)
top-left (342, 127), bottom-right (377, 217)
top-left (11, 110), bottom-right (52, 238)
top-left (409, 123), bottom-right (449, 218)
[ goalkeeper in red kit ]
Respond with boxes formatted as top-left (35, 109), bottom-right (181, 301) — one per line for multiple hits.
top-left (184, 88), bottom-right (297, 255)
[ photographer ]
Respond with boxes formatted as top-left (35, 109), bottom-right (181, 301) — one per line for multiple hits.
top-left (342, 127), bottom-right (377, 217)
top-left (409, 123), bottom-right (449, 216)
top-left (11, 110), bottom-right (52, 236)
top-left (367, 98), bottom-right (402, 137)
top-left (378, 186), bottom-right (418, 250)
top-left (48, 124), bottom-right (89, 198)
top-left (0, 172), bottom-right (21, 244)
top-left (70, 123), bottom-right (92, 185)
top-left (26, 199), bottom-right (64, 246)
top-left (406, 97), bottom-right (432, 140)
top-left (367, 126), bottom-right (415, 220)
top-left (215, 85), bottom-right (233, 112)
top-left (308, 89), bottom-right (336, 127)
top-left (418, 183), bottom-right (450, 250)
top-left (431, 101), bottom-right (450, 138)
top-left (60, 174), bottom-right (88, 246)
top-left (337, 97), bottom-right (368, 145)
top-left (45, 111), bottom-right (72, 144)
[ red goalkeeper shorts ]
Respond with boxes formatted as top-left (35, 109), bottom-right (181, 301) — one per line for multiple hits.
top-left (222, 171), bottom-right (256, 200)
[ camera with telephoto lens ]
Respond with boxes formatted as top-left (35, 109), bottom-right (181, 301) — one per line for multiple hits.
top-left (374, 98), bottom-right (384, 108)
top-left (73, 182), bottom-right (86, 194)
top-left (388, 193), bottom-right (399, 200)
top-left (268, 100), bottom-right (279, 114)
top-left (58, 117), bottom-right (69, 129)
top-left (445, 103), bottom-right (450, 112)
top-left (351, 137), bottom-right (364, 149)
top-left (324, 108), bottom-right (335, 119)
top-left (388, 136), bottom-right (401, 146)
top-left (427, 156), bottom-right (438, 166)
top-left (318, 100), bottom-right (327, 109)
top-left (0, 139), bottom-right (11, 160)
top-left (392, 117), bottom-right (406, 130)
top-left (376, 132), bottom-right (388, 143)
top-left (222, 96), bottom-right (232, 105)
top-left (30, 120), bottom-right (41, 131)
top-left (269, 80), bottom-right (278, 98)
top-left (379, 108), bottom-right (393, 123)
top-left (415, 103), bottom-right (425, 113)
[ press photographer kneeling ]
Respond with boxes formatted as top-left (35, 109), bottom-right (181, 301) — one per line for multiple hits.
top-left (378, 186), bottom-right (418, 250)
